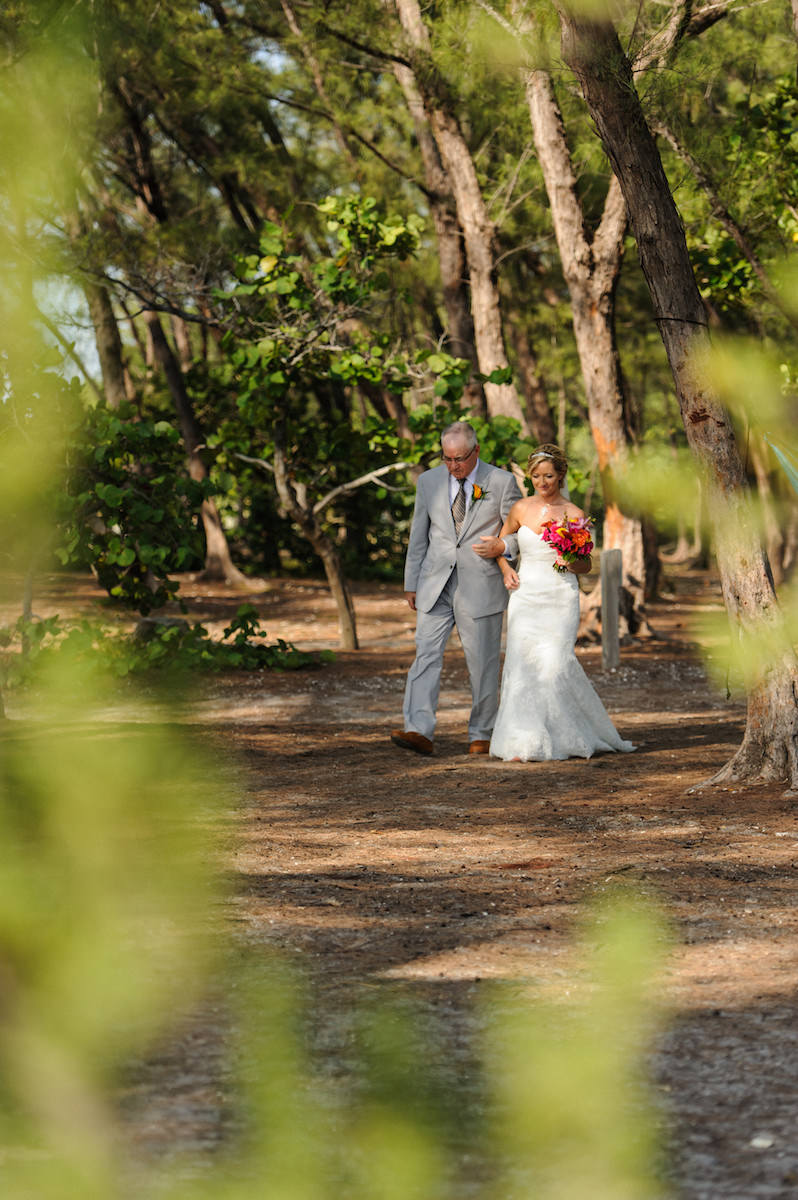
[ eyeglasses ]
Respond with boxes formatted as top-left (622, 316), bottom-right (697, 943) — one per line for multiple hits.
top-left (441, 448), bottom-right (477, 465)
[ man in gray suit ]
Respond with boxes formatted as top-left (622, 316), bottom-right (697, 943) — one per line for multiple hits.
top-left (391, 420), bottom-right (523, 756)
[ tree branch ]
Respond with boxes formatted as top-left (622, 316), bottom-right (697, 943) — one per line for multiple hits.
top-left (632, 0), bottom-right (737, 72)
top-left (36, 310), bottom-right (104, 401)
top-left (653, 118), bottom-right (798, 334)
top-left (312, 462), bottom-right (413, 514)
top-left (264, 90), bottom-right (429, 191)
top-left (234, 454), bottom-right (414, 515)
top-left (314, 21), bottom-right (412, 68)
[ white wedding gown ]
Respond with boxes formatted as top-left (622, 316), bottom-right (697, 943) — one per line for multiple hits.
top-left (490, 526), bottom-right (635, 761)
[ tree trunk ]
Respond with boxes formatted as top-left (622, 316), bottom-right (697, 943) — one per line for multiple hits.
top-left (358, 379), bottom-right (412, 439)
top-left (84, 281), bottom-right (128, 410)
top-left (272, 443), bottom-right (359, 650)
top-left (170, 314), bottom-right (194, 371)
top-left (509, 320), bottom-right (556, 443)
top-left (391, 0), bottom-right (528, 429)
top-left (559, 10), bottom-right (798, 793)
top-left (392, 58), bottom-right (485, 413)
top-left (749, 437), bottom-right (784, 586)
top-left (144, 309), bottom-right (249, 587)
top-left (525, 67), bottom-right (652, 635)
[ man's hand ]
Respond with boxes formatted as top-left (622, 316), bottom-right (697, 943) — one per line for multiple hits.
top-left (404, 591), bottom-right (417, 611)
top-left (472, 535), bottom-right (506, 559)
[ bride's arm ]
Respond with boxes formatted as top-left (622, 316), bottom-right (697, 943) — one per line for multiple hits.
top-left (496, 505), bottom-right (523, 590)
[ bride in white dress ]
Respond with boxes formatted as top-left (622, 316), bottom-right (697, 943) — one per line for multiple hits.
top-left (490, 445), bottom-right (634, 762)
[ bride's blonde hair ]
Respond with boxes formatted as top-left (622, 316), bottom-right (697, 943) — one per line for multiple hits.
top-left (527, 443), bottom-right (567, 481)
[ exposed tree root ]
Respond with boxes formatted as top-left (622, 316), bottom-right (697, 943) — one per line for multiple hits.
top-left (193, 563), bottom-right (259, 590)
top-left (697, 682), bottom-right (798, 800)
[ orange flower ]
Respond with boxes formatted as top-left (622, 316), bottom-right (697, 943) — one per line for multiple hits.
top-left (472, 484), bottom-right (484, 500)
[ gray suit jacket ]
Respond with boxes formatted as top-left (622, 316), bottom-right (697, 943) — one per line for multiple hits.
top-left (404, 461), bottom-right (523, 617)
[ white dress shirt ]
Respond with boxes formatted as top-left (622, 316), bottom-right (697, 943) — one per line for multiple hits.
top-left (448, 459), bottom-right (512, 555)
top-left (448, 460), bottom-right (480, 516)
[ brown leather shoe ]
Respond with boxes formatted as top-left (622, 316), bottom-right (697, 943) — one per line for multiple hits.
top-left (391, 729), bottom-right (433, 755)
top-left (468, 740), bottom-right (491, 755)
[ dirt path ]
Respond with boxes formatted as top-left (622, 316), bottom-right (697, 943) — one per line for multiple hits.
top-left (20, 570), bottom-right (798, 1196)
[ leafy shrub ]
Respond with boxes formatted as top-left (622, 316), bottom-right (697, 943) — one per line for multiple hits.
top-left (58, 402), bottom-right (209, 614)
top-left (0, 604), bottom-right (331, 685)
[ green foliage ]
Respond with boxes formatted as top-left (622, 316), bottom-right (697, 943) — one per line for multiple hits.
top-left (0, 696), bottom-right (671, 1200)
top-left (228, 195), bottom-right (422, 407)
top-left (58, 402), bottom-right (208, 614)
top-left (486, 893), bottom-right (669, 1200)
top-left (666, 64), bottom-right (798, 333)
top-left (0, 663), bottom-right (222, 1197)
top-left (0, 605), bottom-right (329, 686)
top-left (401, 399), bottom-right (535, 477)
top-left (692, 226), bottom-right (757, 315)
top-left (318, 193), bottom-right (424, 267)
top-left (210, 195), bottom-right (429, 578)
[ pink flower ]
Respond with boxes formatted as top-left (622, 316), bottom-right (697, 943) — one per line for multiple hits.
top-left (540, 515), bottom-right (594, 573)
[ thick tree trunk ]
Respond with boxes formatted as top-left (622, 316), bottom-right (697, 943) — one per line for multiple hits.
top-left (392, 59), bottom-right (485, 412)
top-left (272, 444), bottom-right (359, 650)
top-left (525, 67), bottom-right (652, 635)
top-left (144, 310), bottom-right (249, 587)
top-left (392, 0), bottom-right (528, 429)
top-left (84, 281), bottom-right (128, 410)
top-left (559, 11), bottom-right (798, 793)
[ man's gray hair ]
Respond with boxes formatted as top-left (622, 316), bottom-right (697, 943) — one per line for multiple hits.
top-left (440, 420), bottom-right (478, 449)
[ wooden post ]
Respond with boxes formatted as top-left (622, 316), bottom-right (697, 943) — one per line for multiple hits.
top-left (601, 548), bottom-right (622, 671)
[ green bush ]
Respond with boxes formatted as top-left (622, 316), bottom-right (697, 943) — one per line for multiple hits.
top-left (0, 604), bottom-right (331, 686)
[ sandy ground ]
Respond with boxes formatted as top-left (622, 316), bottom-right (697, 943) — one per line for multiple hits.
top-left (9, 569), bottom-right (798, 1198)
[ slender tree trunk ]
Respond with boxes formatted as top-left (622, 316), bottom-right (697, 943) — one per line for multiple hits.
top-left (272, 443), bottom-right (359, 649)
top-left (559, 10), bottom-right (798, 793)
top-left (84, 281), bottom-right (128, 410)
top-left (749, 437), bottom-right (784, 586)
top-left (525, 67), bottom-right (652, 635)
top-left (391, 0), bottom-right (528, 429)
top-left (144, 310), bottom-right (249, 587)
top-left (509, 320), bottom-right (556, 443)
top-left (392, 59), bottom-right (484, 412)
top-left (170, 314), bottom-right (194, 371)
top-left (358, 379), bottom-right (412, 439)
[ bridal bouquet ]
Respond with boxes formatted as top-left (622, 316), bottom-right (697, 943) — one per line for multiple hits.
top-left (541, 514), bottom-right (594, 574)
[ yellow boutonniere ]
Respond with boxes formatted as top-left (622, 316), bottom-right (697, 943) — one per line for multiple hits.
top-left (472, 484), bottom-right (486, 501)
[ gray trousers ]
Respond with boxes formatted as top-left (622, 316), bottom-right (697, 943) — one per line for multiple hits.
top-left (402, 570), bottom-right (503, 742)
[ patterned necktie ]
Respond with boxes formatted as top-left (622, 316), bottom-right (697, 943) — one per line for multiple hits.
top-left (452, 479), bottom-right (467, 535)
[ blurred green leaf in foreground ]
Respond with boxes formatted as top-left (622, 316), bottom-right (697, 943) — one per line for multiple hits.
top-left (0, 10), bottom-right (668, 1198)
